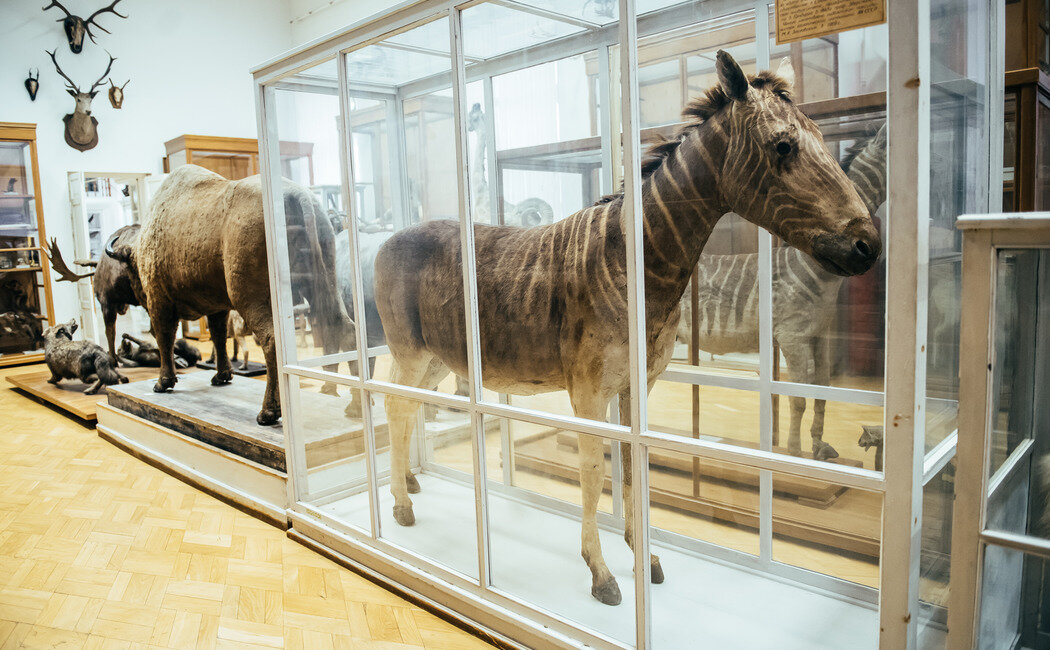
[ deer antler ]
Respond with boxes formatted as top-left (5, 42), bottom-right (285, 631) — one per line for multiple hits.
top-left (43, 238), bottom-right (96, 283)
top-left (46, 49), bottom-right (79, 93)
top-left (88, 51), bottom-right (116, 95)
top-left (84, 0), bottom-right (127, 43)
top-left (41, 0), bottom-right (73, 20)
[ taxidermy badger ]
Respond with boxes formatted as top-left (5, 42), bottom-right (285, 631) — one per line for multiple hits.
top-left (43, 319), bottom-right (128, 394)
top-left (118, 333), bottom-right (201, 369)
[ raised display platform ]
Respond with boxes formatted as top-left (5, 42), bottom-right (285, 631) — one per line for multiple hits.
top-left (6, 365), bottom-right (199, 422)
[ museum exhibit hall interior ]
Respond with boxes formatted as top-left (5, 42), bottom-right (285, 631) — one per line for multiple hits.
top-left (1, 0), bottom-right (1050, 647)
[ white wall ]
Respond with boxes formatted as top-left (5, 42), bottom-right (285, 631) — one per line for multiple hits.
top-left (0, 0), bottom-right (293, 325)
top-left (288, 0), bottom-right (396, 45)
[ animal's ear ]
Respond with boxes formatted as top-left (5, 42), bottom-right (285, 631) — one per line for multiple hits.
top-left (775, 58), bottom-right (795, 91)
top-left (89, 90), bottom-right (98, 99)
top-left (66, 88), bottom-right (77, 98)
top-left (69, 320), bottom-right (79, 334)
top-left (716, 49), bottom-right (749, 101)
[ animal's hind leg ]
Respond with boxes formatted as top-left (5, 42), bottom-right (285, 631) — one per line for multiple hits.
top-left (617, 391), bottom-right (663, 585)
top-left (386, 353), bottom-right (446, 525)
top-left (84, 378), bottom-right (104, 394)
top-left (151, 304), bottom-right (179, 393)
top-left (103, 307), bottom-right (118, 365)
top-left (256, 333), bottom-right (281, 425)
top-left (809, 338), bottom-right (836, 461)
top-left (779, 341), bottom-right (810, 456)
top-left (207, 312), bottom-right (233, 386)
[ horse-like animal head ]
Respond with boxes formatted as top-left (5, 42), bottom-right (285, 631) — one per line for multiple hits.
top-left (703, 51), bottom-right (881, 277)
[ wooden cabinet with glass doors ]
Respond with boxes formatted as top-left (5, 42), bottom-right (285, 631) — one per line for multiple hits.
top-left (0, 123), bottom-right (54, 367)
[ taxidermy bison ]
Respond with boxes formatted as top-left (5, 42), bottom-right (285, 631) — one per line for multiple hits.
top-left (106, 165), bottom-right (351, 425)
top-left (43, 319), bottom-right (128, 394)
top-left (45, 225), bottom-right (145, 364)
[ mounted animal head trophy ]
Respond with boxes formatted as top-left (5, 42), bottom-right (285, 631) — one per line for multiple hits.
top-left (42, 0), bottom-right (127, 54)
top-left (24, 70), bottom-right (40, 101)
top-left (47, 49), bottom-right (115, 152)
top-left (107, 78), bottom-right (128, 108)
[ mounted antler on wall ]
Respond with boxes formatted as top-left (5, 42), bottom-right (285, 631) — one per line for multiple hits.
top-left (24, 69), bottom-right (40, 101)
top-left (42, 0), bottom-right (127, 54)
top-left (108, 78), bottom-right (129, 109)
top-left (47, 48), bottom-right (115, 152)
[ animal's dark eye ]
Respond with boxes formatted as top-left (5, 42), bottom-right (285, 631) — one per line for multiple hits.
top-left (776, 141), bottom-right (793, 156)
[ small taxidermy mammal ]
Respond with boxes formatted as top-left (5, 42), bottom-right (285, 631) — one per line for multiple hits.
top-left (44, 319), bottom-right (128, 394)
top-left (119, 333), bottom-right (201, 368)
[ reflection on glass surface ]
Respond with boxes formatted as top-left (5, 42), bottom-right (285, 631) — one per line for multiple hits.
top-left (917, 461), bottom-right (955, 649)
top-left (977, 545), bottom-right (1025, 650)
top-left (0, 140), bottom-right (46, 357)
top-left (773, 395), bottom-right (883, 468)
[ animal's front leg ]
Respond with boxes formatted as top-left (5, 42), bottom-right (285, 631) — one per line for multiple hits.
top-left (103, 309), bottom-right (118, 365)
top-left (578, 433), bottom-right (620, 605)
top-left (206, 312), bottom-right (233, 386)
top-left (809, 339), bottom-right (837, 461)
top-left (257, 335), bottom-right (281, 425)
top-left (386, 393), bottom-right (419, 526)
top-left (84, 378), bottom-right (104, 394)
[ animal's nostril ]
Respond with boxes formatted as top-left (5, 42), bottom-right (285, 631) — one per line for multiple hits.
top-left (854, 240), bottom-right (872, 258)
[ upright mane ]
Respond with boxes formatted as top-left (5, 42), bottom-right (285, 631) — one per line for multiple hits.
top-left (594, 70), bottom-right (793, 205)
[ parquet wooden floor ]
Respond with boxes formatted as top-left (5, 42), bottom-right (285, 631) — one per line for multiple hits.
top-left (0, 363), bottom-right (496, 650)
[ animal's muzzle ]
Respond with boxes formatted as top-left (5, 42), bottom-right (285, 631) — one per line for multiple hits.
top-left (811, 227), bottom-right (882, 277)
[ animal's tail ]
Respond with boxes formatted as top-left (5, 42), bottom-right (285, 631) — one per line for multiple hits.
top-left (95, 352), bottom-right (124, 385)
top-left (284, 184), bottom-right (355, 339)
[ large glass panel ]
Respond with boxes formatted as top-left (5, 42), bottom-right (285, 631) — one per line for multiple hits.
top-left (272, 59), bottom-right (349, 369)
top-left (771, 473), bottom-right (881, 588)
top-left (461, 2), bottom-right (621, 424)
top-left (926, 0), bottom-right (991, 450)
top-left (484, 416), bottom-right (632, 644)
top-left (917, 461), bottom-right (955, 649)
top-left (772, 394), bottom-right (884, 469)
top-left (346, 17), bottom-right (468, 400)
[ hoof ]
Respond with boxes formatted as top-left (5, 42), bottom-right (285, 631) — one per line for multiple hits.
top-left (211, 371), bottom-right (232, 386)
top-left (118, 376), bottom-right (129, 384)
top-left (153, 376), bottom-right (176, 393)
top-left (591, 576), bottom-right (622, 606)
top-left (406, 474), bottom-right (421, 494)
top-left (256, 409), bottom-right (280, 426)
top-left (423, 404), bottom-right (438, 420)
top-left (319, 384), bottom-right (339, 397)
top-left (344, 402), bottom-right (363, 420)
top-left (393, 504), bottom-right (415, 526)
top-left (651, 556), bottom-right (665, 584)
top-left (814, 441), bottom-right (839, 462)
top-left (84, 387), bottom-right (100, 395)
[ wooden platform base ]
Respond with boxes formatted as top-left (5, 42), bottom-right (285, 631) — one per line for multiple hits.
top-left (196, 358), bottom-right (267, 377)
top-left (514, 431), bottom-right (880, 558)
top-left (6, 365), bottom-right (199, 422)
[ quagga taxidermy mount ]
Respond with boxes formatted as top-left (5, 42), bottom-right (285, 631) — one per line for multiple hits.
top-left (679, 124), bottom-right (886, 461)
top-left (372, 51), bottom-right (881, 605)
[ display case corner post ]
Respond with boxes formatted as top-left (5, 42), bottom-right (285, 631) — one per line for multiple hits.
top-left (879, 0), bottom-right (933, 646)
top-left (254, 79), bottom-right (307, 505)
top-left (946, 227), bottom-right (997, 650)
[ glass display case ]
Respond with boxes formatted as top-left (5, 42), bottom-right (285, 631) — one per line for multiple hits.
top-left (0, 123), bottom-right (54, 367)
top-left (251, 0), bottom-right (1002, 647)
top-left (948, 213), bottom-right (1050, 648)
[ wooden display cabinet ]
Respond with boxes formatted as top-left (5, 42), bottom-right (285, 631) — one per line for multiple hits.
top-left (162, 134), bottom-right (314, 339)
top-left (0, 123), bottom-right (55, 367)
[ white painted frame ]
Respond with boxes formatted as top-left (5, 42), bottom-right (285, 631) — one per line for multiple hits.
top-left (252, 1), bottom-right (1002, 647)
top-left (947, 214), bottom-right (1050, 649)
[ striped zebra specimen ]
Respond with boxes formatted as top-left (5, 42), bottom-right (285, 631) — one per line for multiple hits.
top-left (679, 124), bottom-right (886, 461)
top-left (373, 52), bottom-right (881, 605)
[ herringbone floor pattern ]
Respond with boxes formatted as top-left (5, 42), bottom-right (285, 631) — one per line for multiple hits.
top-left (0, 364), bottom-right (496, 650)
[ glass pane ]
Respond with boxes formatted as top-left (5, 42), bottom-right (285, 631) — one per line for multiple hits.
top-left (648, 448), bottom-right (759, 556)
top-left (485, 416), bottom-right (632, 644)
top-left (926, 0), bottom-right (990, 452)
top-left (772, 394), bottom-right (884, 468)
top-left (0, 140), bottom-right (45, 357)
top-left (989, 249), bottom-right (1042, 477)
top-left (1038, 98), bottom-right (1050, 211)
top-left (462, 4), bottom-right (620, 424)
top-left (374, 397), bottom-right (478, 579)
top-left (917, 461), bottom-right (955, 649)
top-left (272, 61), bottom-right (349, 369)
top-left (658, 468), bottom-right (879, 648)
top-left (977, 545), bottom-right (1025, 649)
top-left (648, 381), bottom-right (759, 448)
top-left (771, 473), bottom-right (881, 588)
top-left (294, 379), bottom-right (371, 532)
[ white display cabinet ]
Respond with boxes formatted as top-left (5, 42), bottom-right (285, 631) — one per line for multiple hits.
top-left (251, 0), bottom-right (1003, 647)
top-left (948, 214), bottom-right (1050, 648)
